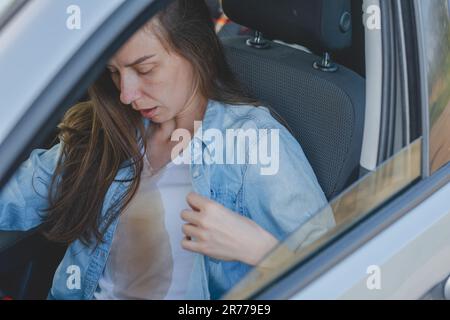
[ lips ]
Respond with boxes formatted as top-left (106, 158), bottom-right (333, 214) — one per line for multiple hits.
top-left (139, 107), bottom-right (158, 118)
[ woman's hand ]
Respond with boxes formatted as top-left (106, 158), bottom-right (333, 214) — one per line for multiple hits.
top-left (181, 192), bottom-right (279, 266)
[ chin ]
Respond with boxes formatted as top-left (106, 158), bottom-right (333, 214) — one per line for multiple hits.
top-left (149, 116), bottom-right (166, 124)
top-left (154, 113), bottom-right (176, 124)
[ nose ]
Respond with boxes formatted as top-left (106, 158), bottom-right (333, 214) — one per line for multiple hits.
top-left (119, 73), bottom-right (141, 106)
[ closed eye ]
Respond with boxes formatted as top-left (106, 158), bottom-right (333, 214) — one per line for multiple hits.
top-left (137, 66), bottom-right (154, 75)
top-left (138, 69), bottom-right (153, 75)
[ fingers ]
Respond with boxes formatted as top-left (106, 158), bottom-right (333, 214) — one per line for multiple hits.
top-left (181, 218), bottom-right (205, 253)
top-left (181, 223), bottom-right (203, 240)
top-left (186, 192), bottom-right (209, 211)
top-left (180, 209), bottom-right (202, 226)
top-left (181, 236), bottom-right (202, 253)
top-left (181, 224), bottom-right (204, 254)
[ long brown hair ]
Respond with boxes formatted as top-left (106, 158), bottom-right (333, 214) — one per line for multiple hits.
top-left (42, 0), bottom-right (258, 246)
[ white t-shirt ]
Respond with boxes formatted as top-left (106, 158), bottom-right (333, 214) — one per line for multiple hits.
top-left (94, 155), bottom-right (195, 300)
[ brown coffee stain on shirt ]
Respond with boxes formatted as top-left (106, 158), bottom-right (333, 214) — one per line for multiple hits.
top-left (104, 164), bottom-right (174, 299)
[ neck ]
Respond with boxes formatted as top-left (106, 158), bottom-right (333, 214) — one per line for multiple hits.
top-left (154, 95), bottom-right (208, 142)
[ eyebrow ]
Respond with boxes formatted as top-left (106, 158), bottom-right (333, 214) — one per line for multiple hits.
top-left (107, 55), bottom-right (155, 68)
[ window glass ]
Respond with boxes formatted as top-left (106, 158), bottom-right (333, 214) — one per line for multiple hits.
top-left (0, 0), bottom-right (426, 301)
top-left (226, 139), bottom-right (422, 299)
top-left (420, 0), bottom-right (450, 172)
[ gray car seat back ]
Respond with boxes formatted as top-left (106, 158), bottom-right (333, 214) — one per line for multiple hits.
top-left (221, 0), bottom-right (365, 199)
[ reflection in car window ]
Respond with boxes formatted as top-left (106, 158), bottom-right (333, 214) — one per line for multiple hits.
top-left (420, 0), bottom-right (450, 173)
top-left (226, 139), bottom-right (422, 299)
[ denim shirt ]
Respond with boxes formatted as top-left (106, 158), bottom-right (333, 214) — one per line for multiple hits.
top-left (0, 100), bottom-right (332, 300)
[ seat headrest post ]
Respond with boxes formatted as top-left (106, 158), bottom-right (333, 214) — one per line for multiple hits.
top-left (313, 52), bottom-right (339, 73)
top-left (246, 31), bottom-right (271, 49)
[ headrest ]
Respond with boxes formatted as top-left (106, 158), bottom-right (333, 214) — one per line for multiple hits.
top-left (222, 0), bottom-right (353, 52)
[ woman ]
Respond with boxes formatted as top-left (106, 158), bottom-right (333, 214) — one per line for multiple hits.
top-left (0, 0), bottom-right (333, 300)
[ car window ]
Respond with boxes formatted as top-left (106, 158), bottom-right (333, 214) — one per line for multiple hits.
top-left (0, 0), bottom-right (429, 301)
top-left (225, 139), bottom-right (422, 299)
top-left (420, 0), bottom-right (450, 173)
top-left (224, 1), bottom-right (425, 299)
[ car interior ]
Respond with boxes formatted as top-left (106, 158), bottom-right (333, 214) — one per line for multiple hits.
top-left (0, 0), bottom-right (367, 299)
top-left (221, 0), bottom-right (365, 200)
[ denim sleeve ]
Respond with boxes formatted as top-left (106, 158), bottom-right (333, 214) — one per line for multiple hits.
top-left (0, 143), bottom-right (62, 231)
top-left (242, 126), bottom-right (335, 243)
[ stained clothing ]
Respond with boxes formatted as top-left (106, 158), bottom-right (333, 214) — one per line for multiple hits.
top-left (0, 100), bottom-right (334, 299)
top-left (94, 157), bottom-right (194, 300)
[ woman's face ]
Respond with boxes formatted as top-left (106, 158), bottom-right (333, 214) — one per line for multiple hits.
top-left (107, 24), bottom-right (202, 124)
